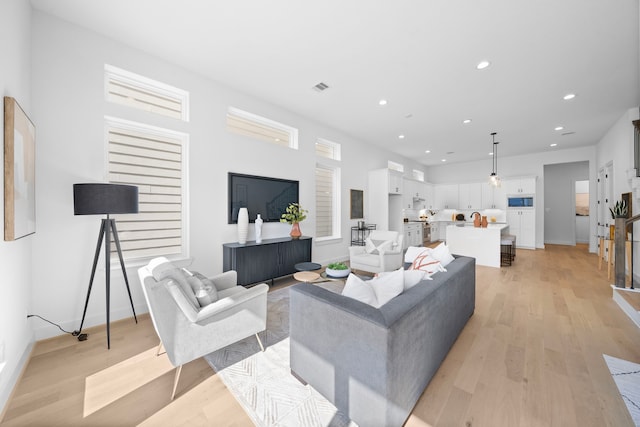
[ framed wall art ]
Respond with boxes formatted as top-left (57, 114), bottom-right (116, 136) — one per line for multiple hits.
top-left (350, 189), bottom-right (364, 219)
top-left (4, 96), bottom-right (36, 241)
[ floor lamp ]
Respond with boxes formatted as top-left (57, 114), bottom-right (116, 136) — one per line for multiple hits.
top-left (73, 183), bottom-right (139, 349)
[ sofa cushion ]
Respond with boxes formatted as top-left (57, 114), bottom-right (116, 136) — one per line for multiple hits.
top-left (377, 268), bottom-right (430, 290)
top-left (365, 237), bottom-right (393, 255)
top-left (149, 257), bottom-right (199, 310)
top-left (428, 242), bottom-right (455, 267)
top-left (404, 246), bottom-right (427, 263)
top-left (342, 268), bottom-right (404, 308)
top-left (409, 252), bottom-right (446, 275)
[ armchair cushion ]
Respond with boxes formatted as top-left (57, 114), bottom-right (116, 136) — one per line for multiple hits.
top-left (150, 258), bottom-right (199, 310)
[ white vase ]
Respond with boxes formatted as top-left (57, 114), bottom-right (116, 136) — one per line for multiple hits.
top-left (255, 213), bottom-right (263, 244)
top-left (237, 208), bottom-right (249, 244)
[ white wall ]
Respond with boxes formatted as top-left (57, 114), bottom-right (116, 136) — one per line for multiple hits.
top-left (29, 11), bottom-right (428, 341)
top-left (0, 0), bottom-right (34, 415)
top-left (426, 145), bottom-right (598, 251)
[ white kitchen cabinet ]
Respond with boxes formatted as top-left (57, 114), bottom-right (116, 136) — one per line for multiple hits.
top-left (388, 171), bottom-right (403, 194)
top-left (369, 169), bottom-right (404, 232)
top-left (403, 179), bottom-right (427, 209)
top-left (458, 183), bottom-right (483, 210)
top-left (506, 209), bottom-right (535, 249)
top-left (424, 184), bottom-right (435, 210)
top-left (403, 222), bottom-right (422, 249)
top-left (430, 223), bottom-right (440, 242)
top-left (434, 184), bottom-right (458, 209)
top-left (481, 183), bottom-right (507, 209)
top-left (505, 177), bottom-right (536, 195)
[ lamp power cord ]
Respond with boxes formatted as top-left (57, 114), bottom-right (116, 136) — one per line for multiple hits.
top-left (27, 314), bottom-right (88, 341)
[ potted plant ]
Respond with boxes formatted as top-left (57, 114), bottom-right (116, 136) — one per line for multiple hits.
top-left (280, 203), bottom-right (308, 239)
top-left (325, 262), bottom-right (351, 278)
top-left (609, 200), bottom-right (628, 240)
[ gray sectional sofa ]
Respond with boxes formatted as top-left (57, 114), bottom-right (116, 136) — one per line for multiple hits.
top-left (289, 255), bottom-right (475, 427)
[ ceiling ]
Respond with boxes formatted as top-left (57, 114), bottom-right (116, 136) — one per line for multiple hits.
top-left (30, 0), bottom-right (640, 166)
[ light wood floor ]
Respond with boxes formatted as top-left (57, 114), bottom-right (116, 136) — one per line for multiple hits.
top-left (2, 244), bottom-right (639, 426)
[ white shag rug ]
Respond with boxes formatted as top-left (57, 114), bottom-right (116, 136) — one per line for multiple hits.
top-left (603, 354), bottom-right (640, 426)
top-left (205, 282), bottom-right (357, 427)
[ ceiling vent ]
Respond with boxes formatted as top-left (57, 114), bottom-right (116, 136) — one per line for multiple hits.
top-left (312, 82), bottom-right (329, 92)
top-left (561, 131), bottom-right (576, 136)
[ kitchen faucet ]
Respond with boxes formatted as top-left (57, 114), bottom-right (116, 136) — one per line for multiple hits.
top-left (470, 211), bottom-right (481, 221)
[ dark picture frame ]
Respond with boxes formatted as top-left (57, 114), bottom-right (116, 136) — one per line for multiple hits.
top-left (350, 189), bottom-right (364, 219)
top-left (4, 97), bottom-right (36, 241)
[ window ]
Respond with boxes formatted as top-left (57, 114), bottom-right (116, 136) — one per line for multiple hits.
top-left (106, 117), bottom-right (188, 260)
top-left (105, 65), bottom-right (189, 121)
top-left (412, 169), bottom-right (425, 182)
top-left (315, 138), bottom-right (341, 160)
top-left (315, 164), bottom-right (340, 239)
top-left (227, 107), bottom-right (298, 149)
top-left (388, 160), bottom-right (404, 173)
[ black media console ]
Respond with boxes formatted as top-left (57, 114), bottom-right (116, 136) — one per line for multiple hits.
top-left (222, 236), bottom-right (312, 286)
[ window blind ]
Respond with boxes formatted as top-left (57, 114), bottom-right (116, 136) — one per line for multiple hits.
top-left (107, 124), bottom-right (186, 260)
top-left (315, 138), bottom-right (341, 160)
top-left (227, 107), bottom-right (298, 149)
top-left (315, 164), bottom-right (335, 238)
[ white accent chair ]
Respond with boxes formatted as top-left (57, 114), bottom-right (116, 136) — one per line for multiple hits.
top-left (348, 230), bottom-right (404, 274)
top-left (138, 257), bottom-right (269, 399)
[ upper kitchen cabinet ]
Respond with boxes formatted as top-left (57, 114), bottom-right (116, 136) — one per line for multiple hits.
top-left (403, 178), bottom-right (427, 209)
top-left (388, 171), bottom-right (403, 194)
top-left (458, 183), bottom-right (483, 210)
top-left (481, 183), bottom-right (506, 209)
top-left (424, 183), bottom-right (435, 210)
top-left (369, 169), bottom-right (404, 232)
top-left (434, 184), bottom-right (458, 209)
top-left (504, 177), bottom-right (536, 194)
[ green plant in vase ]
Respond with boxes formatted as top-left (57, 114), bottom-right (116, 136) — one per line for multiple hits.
top-left (325, 262), bottom-right (351, 278)
top-left (608, 199), bottom-right (628, 240)
top-left (280, 203), bottom-right (308, 239)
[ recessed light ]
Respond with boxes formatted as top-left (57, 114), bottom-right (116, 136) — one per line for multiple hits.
top-left (441, 159), bottom-right (447, 162)
top-left (463, 119), bottom-right (472, 124)
top-left (379, 99), bottom-right (388, 106)
top-left (550, 143), bottom-right (558, 147)
top-left (555, 126), bottom-right (564, 131)
top-left (476, 61), bottom-right (490, 70)
top-left (489, 152), bottom-right (493, 156)
top-left (425, 150), bottom-right (431, 154)
top-left (563, 93), bottom-right (576, 100)
top-left (398, 135), bottom-right (405, 139)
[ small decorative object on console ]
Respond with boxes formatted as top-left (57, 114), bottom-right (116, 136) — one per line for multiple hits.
top-left (237, 207), bottom-right (249, 244)
top-left (255, 213), bottom-right (263, 243)
top-left (280, 202), bottom-right (308, 239)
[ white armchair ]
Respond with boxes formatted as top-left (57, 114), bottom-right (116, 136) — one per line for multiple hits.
top-left (349, 230), bottom-right (404, 274)
top-left (138, 257), bottom-right (268, 399)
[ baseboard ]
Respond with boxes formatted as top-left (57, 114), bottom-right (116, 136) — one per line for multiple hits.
top-left (611, 285), bottom-right (640, 329)
top-left (0, 339), bottom-right (34, 423)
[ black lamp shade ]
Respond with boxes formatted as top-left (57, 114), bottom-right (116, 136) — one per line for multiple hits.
top-left (73, 183), bottom-right (139, 215)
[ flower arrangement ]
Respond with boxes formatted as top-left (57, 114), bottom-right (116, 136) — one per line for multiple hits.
top-left (280, 203), bottom-right (308, 224)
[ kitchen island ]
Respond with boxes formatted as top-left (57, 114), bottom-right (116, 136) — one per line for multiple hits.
top-left (446, 223), bottom-right (509, 268)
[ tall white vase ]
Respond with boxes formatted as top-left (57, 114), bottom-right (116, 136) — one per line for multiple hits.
top-left (255, 213), bottom-right (263, 244)
top-left (237, 208), bottom-right (249, 244)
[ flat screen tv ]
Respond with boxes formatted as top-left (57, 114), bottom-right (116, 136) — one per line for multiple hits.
top-left (228, 172), bottom-right (299, 224)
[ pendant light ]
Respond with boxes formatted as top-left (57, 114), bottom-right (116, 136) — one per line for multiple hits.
top-left (488, 132), bottom-right (501, 187)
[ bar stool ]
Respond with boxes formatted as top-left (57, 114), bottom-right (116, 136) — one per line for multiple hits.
top-left (500, 238), bottom-right (513, 266)
top-left (504, 234), bottom-right (516, 261)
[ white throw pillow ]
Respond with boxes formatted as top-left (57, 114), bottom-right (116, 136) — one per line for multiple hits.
top-left (342, 268), bottom-right (405, 308)
top-left (404, 246), bottom-right (427, 263)
top-left (410, 252), bottom-right (446, 275)
top-left (428, 242), bottom-right (455, 267)
top-left (377, 268), bottom-right (430, 290)
top-left (364, 238), bottom-right (394, 255)
top-left (342, 274), bottom-right (378, 306)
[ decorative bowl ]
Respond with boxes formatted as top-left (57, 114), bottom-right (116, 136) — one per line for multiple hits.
top-left (325, 267), bottom-right (351, 278)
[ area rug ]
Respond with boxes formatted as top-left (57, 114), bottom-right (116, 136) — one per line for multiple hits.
top-left (205, 282), bottom-right (357, 427)
top-left (603, 354), bottom-right (640, 426)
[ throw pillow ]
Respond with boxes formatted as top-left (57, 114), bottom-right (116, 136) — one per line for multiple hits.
top-left (410, 252), bottom-right (446, 275)
top-left (404, 246), bottom-right (427, 263)
top-left (364, 237), bottom-right (394, 255)
top-left (342, 274), bottom-right (378, 306)
top-left (149, 257), bottom-right (199, 309)
top-left (376, 268), bottom-right (430, 290)
top-left (429, 242), bottom-right (455, 267)
top-left (342, 268), bottom-right (405, 308)
top-left (182, 269), bottom-right (219, 306)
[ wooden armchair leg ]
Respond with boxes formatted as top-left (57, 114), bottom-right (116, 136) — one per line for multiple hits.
top-left (156, 341), bottom-right (165, 356)
top-left (171, 365), bottom-right (182, 400)
top-left (255, 333), bottom-right (265, 352)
